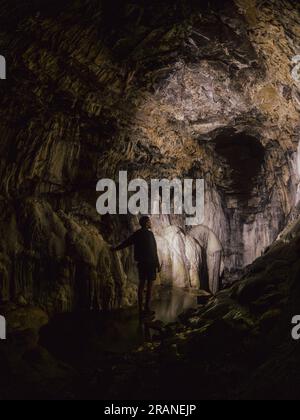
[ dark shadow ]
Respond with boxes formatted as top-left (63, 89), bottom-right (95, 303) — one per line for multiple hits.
top-left (199, 246), bottom-right (210, 292)
top-left (214, 131), bottom-right (265, 201)
top-left (39, 287), bottom-right (198, 368)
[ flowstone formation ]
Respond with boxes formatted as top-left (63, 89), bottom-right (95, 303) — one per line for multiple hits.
top-left (0, 0), bottom-right (299, 311)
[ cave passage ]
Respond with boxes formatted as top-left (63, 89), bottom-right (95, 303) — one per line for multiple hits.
top-left (214, 132), bottom-right (265, 201)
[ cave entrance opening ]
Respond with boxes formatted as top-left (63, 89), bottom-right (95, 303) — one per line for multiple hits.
top-left (211, 130), bottom-right (266, 281)
top-left (213, 131), bottom-right (265, 202)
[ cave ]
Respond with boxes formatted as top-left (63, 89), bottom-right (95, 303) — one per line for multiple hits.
top-left (1, 0), bottom-right (300, 402)
top-left (213, 131), bottom-right (265, 200)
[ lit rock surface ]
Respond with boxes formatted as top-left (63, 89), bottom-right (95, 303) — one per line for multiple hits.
top-left (156, 225), bottom-right (202, 289)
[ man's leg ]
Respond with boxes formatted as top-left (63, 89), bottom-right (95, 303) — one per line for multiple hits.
top-left (145, 280), bottom-right (153, 312)
top-left (137, 263), bottom-right (146, 317)
top-left (138, 279), bottom-right (145, 317)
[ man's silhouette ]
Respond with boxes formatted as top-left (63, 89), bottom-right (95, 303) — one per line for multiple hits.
top-left (112, 216), bottom-right (160, 319)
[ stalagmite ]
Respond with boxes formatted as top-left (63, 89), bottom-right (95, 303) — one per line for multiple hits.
top-left (190, 225), bottom-right (223, 294)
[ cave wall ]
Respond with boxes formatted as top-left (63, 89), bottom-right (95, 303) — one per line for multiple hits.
top-left (0, 0), bottom-right (299, 311)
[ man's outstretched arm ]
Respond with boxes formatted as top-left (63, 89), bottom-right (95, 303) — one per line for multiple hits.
top-left (113, 233), bottom-right (136, 252)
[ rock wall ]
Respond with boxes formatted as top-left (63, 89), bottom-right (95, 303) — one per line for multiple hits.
top-left (0, 197), bottom-right (135, 313)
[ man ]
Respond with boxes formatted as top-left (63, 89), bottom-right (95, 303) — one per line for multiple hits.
top-left (112, 216), bottom-right (160, 319)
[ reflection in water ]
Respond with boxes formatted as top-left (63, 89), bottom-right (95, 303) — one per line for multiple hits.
top-left (152, 286), bottom-right (198, 324)
top-left (89, 286), bottom-right (198, 352)
top-left (40, 287), bottom-right (198, 366)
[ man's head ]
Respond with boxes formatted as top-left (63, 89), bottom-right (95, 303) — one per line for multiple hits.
top-left (140, 216), bottom-right (152, 229)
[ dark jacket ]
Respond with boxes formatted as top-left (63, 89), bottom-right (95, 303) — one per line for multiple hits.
top-left (115, 228), bottom-right (160, 269)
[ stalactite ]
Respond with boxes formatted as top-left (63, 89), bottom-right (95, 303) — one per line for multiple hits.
top-left (156, 226), bottom-right (202, 290)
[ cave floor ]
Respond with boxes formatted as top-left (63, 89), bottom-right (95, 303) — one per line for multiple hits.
top-left (22, 286), bottom-right (199, 400)
top-left (3, 231), bottom-right (300, 401)
top-left (40, 286), bottom-right (198, 364)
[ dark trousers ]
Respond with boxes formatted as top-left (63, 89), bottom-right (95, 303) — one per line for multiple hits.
top-left (137, 262), bottom-right (156, 314)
